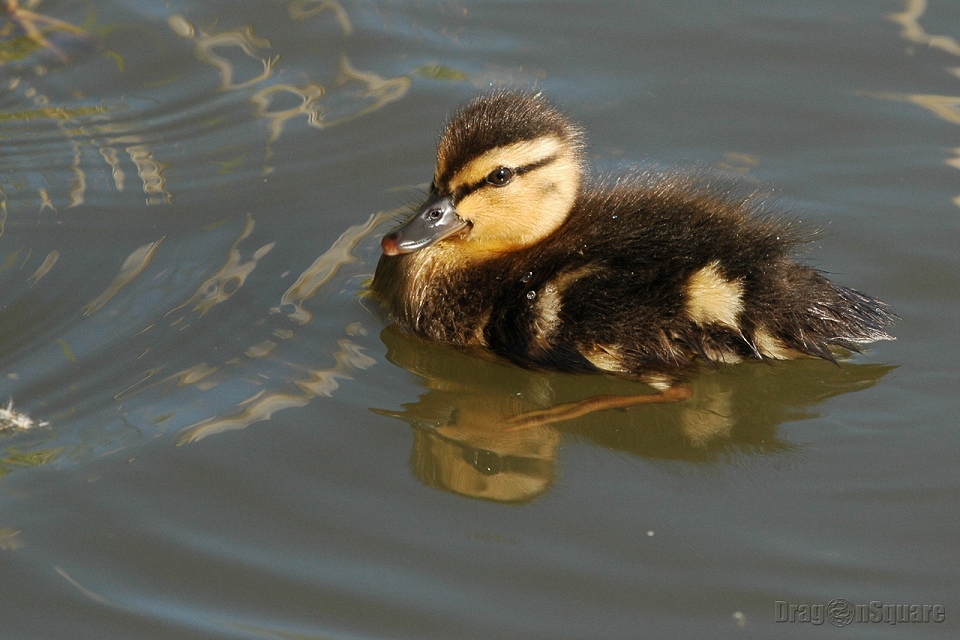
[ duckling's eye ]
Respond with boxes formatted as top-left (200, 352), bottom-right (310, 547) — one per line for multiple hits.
top-left (464, 448), bottom-right (502, 475)
top-left (486, 167), bottom-right (514, 187)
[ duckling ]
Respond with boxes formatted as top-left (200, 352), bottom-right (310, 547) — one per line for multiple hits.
top-left (372, 91), bottom-right (895, 406)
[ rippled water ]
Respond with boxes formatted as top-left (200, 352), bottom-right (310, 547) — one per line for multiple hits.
top-left (1, 1), bottom-right (958, 638)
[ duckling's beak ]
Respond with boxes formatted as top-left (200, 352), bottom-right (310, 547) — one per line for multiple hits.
top-left (381, 194), bottom-right (469, 256)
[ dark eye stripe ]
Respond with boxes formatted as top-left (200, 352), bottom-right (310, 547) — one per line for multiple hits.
top-left (451, 153), bottom-right (560, 202)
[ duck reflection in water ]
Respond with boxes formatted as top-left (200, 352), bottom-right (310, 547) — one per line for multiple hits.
top-left (374, 327), bottom-right (894, 503)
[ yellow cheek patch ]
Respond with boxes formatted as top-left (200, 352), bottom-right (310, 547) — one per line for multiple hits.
top-left (684, 262), bottom-right (744, 329)
top-left (451, 152), bottom-right (580, 253)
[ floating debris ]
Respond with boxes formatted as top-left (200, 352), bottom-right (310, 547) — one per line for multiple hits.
top-left (1, 0), bottom-right (101, 68)
top-left (0, 528), bottom-right (23, 551)
top-left (0, 399), bottom-right (47, 432)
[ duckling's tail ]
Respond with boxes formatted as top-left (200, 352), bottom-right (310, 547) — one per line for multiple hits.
top-left (791, 277), bottom-right (898, 361)
top-left (826, 284), bottom-right (897, 343)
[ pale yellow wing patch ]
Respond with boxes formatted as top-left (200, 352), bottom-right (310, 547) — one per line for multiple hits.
top-left (581, 344), bottom-right (628, 374)
top-left (684, 261), bottom-right (744, 329)
top-left (529, 264), bottom-right (601, 350)
top-left (753, 327), bottom-right (805, 359)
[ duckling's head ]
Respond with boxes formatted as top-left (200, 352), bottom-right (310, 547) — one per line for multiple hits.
top-left (382, 91), bottom-right (583, 257)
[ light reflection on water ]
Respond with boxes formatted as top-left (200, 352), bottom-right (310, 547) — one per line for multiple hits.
top-left (1, 0), bottom-right (958, 638)
top-left (2, 0), bottom-right (410, 213)
top-left (1, 0), bottom-right (411, 447)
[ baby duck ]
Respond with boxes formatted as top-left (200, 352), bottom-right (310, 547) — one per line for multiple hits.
top-left (372, 91), bottom-right (895, 405)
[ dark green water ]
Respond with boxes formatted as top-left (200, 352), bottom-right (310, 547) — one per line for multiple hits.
top-left (1, 1), bottom-right (957, 638)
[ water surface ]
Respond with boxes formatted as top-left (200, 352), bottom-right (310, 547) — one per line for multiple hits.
top-left (1, 1), bottom-right (958, 638)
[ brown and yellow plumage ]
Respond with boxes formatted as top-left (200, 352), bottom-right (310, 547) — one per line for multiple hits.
top-left (372, 91), bottom-right (895, 399)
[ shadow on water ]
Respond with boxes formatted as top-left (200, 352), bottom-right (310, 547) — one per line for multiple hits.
top-left (375, 326), bottom-right (896, 503)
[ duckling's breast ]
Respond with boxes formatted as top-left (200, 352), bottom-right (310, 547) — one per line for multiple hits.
top-left (373, 245), bottom-right (501, 347)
